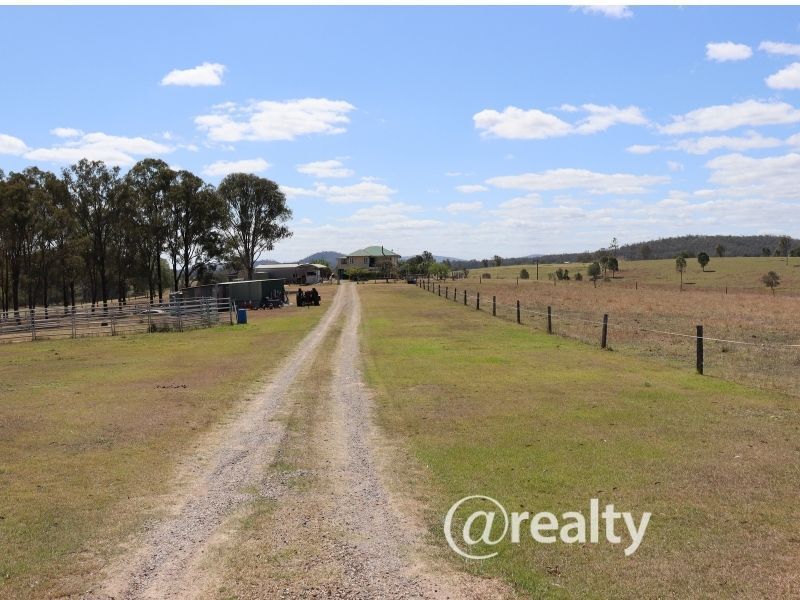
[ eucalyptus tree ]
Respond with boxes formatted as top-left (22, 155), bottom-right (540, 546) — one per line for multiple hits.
top-left (126, 158), bottom-right (175, 302)
top-left (217, 173), bottom-right (292, 280)
top-left (52, 172), bottom-right (83, 311)
top-left (778, 236), bottom-right (791, 264)
top-left (0, 170), bottom-right (36, 315)
top-left (65, 159), bottom-right (122, 309)
top-left (167, 170), bottom-right (225, 290)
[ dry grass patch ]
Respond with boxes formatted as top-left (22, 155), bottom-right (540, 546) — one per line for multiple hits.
top-left (360, 284), bottom-right (800, 598)
top-left (0, 300), bottom-right (333, 600)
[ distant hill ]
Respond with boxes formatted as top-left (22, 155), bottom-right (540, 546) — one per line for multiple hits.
top-left (254, 258), bottom-right (280, 266)
top-left (299, 250), bottom-right (345, 265)
top-left (449, 235), bottom-right (800, 268)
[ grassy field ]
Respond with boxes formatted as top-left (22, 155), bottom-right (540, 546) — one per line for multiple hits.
top-left (360, 284), bottom-right (800, 598)
top-left (0, 300), bottom-right (332, 600)
top-left (470, 256), bottom-right (800, 294)
top-left (432, 258), bottom-right (800, 397)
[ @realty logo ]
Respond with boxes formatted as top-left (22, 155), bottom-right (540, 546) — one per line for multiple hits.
top-left (443, 495), bottom-right (651, 560)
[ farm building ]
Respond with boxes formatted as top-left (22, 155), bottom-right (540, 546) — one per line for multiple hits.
top-left (253, 263), bottom-right (330, 285)
top-left (336, 246), bottom-right (400, 279)
top-left (181, 279), bottom-right (286, 307)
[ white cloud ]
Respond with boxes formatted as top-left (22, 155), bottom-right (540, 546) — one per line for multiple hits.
top-left (765, 62), bottom-right (800, 90)
top-left (706, 152), bottom-right (800, 199)
top-left (446, 201), bottom-right (483, 214)
top-left (705, 42), bottom-right (752, 62)
top-left (673, 131), bottom-right (783, 154)
top-left (474, 103), bottom-right (647, 140)
top-left (487, 168), bottom-right (668, 195)
top-left (474, 106), bottom-right (572, 140)
top-left (576, 5), bottom-right (632, 19)
top-left (455, 184), bottom-right (489, 193)
top-left (195, 98), bottom-right (355, 142)
top-left (296, 159), bottom-right (354, 179)
top-left (626, 144), bottom-right (659, 154)
top-left (50, 127), bottom-right (83, 138)
top-left (575, 104), bottom-right (649, 134)
top-left (659, 100), bottom-right (800, 135)
top-left (202, 158), bottom-right (271, 177)
top-left (161, 62), bottom-right (226, 87)
top-left (281, 179), bottom-right (397, 204)
top-left (667, 160), bottom-right (684, 172)
top-left (348, 202), bottom-right (422, 222)
top-left (759, 41), bottom-right (800, 57)
top-left (0, 133), bottom-right (28, 155)
top-left (24, 132), bottom-right (172, 166)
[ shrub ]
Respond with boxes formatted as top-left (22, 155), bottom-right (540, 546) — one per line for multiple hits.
top-left (482, 273), bottom-right (491, 279)
top-left (520, 269), bottom-right (530, 279)
top-left (574, 272), bottom-right (583, 281)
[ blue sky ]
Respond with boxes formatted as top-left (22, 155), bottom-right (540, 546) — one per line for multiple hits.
top-left (3, 6), bottom-right (800, 260)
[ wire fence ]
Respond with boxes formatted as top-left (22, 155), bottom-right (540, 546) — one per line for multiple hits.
top-left (418, 279), bottom-right (800, 398)
top-left (0, 297), bottom-right (233, 344)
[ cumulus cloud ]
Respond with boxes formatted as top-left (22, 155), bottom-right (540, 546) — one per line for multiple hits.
top-left (348, 202), bottom-right (422, 222)
top-left (202, 158), bottom-right (271, 177)
top-left (0, 133), bottom-right (28, 155)
top-left (575, 5), bottom-right (632, 19)
top-left (50, 127), bottom-right (83, 138)
top-left (446, 201), bottom-right (483, 214)
top-left (705, 42), bottom-right (752, 62)
top-left (765, 62), bottom-right (800, 89)
top-left (281, 179), bottom-right (397, 204)
top-left (24, 132), bottom-right (172, 166)
top-left (195, 98), bottom-right (355, 142)
top-left (759, 41), bottom-right (800, 57)
top-left (667, 160), bottom-right (684, 172)
top-left (706, 152), bottom-right (800, 199)
top-left (455, 184), bottom-right (489, 193)
top-left (296, 159), bottom-right (354, 179)
top-left (474, 103), bottom-right (647, 140)
top-left (659, 100), bottom-right (800, 135)
top-left (673, 131), bottom-right (783, 154)
top-left (161, 62), bottom-right (226, 86)
top-left (626, 144), bottom-right (660, 154)
top-left (487, 168), bottom-right (668, 195)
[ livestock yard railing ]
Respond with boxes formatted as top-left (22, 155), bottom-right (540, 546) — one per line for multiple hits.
top-left (0, 297), bottom-right (233, 344)
top-left (417, 279), bottom-right (800, 398)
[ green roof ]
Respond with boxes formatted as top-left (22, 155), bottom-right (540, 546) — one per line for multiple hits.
top-left (347, 246), bottom-right (400, 257)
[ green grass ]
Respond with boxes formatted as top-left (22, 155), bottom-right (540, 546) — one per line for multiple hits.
top-left (0, 304), bottom-right (330, 600)
top-left (471, 256), bottom-right (800, 294)
top-left (360, 284), bottom-right (800, 598)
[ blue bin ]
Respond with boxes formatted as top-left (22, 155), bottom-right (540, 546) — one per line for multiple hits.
top-left (237, 308), bottom-right (248, 324)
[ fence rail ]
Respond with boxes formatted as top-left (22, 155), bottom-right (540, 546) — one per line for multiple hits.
top-left (418, 278), bottom-right (800, 397)
top-left (0, 297), bottom-right (233, 344)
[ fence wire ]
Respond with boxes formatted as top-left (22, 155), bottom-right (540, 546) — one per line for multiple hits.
top-left (420, 280), bottom-right (800, 397)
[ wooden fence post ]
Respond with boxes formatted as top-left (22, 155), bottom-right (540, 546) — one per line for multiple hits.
top-left (696, 325), bottom-right (704, 375)
top-left (492, 295), bottom-right (496, 317)
top-left (445, 286), bottom-right (448, 299)
top-left (476, 292), bottom-right (480, 311)
top-left (454, 287), bottom-right (457, 302)
top-left (463, 290), bottom-right (467, 305)
top-left (438, 284), bottom-right (441, 297)
top-left (601, 314), bottom-right (609, 349)
top-left (30, 309), bottom-right (36, 341)
top-left (547, 306), bottom-right (552, 334)
top-left (71, 308), bottom-right (77, 339)
top-left (516, 300), bottom-right (520, 324)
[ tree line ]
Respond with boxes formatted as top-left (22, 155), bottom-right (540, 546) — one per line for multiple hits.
top-left (0, 158), bottom-right (291, 317)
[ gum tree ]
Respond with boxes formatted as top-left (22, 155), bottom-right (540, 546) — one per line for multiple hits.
top-left (217, 173), bottom-right (292, 280)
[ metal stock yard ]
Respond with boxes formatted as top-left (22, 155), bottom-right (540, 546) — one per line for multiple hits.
top-left (0, 297), bottom-right (232, 343)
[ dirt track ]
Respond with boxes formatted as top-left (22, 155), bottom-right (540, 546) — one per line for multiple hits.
top-left (87, 283), bottom-right (508, 600)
